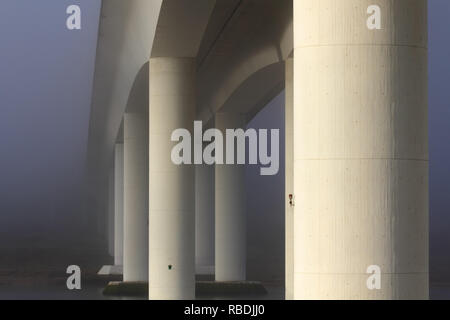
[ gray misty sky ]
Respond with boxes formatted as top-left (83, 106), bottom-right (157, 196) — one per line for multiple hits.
top-left (0, 0), bottom-right (101, 243)
top-left (428, 0), bottom-right (450, 282)
top-left (0, 0), bottom-right (448, 281)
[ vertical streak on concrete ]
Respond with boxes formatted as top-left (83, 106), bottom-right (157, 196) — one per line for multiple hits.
top-left (149, 58), bottom-right (196, 299)
top-left (114, 144), bottom-right (124, 267)
top-left (293, 0), bottom-right (428, 299)
top-left (285, 58), bottom-right (294, 300)
top-left (215, 112), bottom-right (247, 282)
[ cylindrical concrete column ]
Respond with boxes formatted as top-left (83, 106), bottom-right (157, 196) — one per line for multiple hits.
top-left (215, 113), bottom-right (247, 282)
top-left (195, 163), bottom-right (215, 275)
top-left (123, 113), bottom-right (149, 282)
top-left (114, 143), bottom-right (124, 266)
top-left (293, 0), bottom-right (428, 299)
top-left (149, 58), bottom-right (196, 299)
top-left (108, 164), bottom-right (115, 257)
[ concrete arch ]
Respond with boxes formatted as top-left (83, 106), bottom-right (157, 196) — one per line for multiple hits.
top-left (197, 0), bottom-right (293, 122)
top-left (125, 62), bottom-right (149, 115)
top-left (151, 0), bottom-right (217, 58)
top-left (215, 61), bottom-right (286, 124)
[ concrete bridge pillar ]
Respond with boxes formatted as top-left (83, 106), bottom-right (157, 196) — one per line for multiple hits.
top-left (215, 113), bottom-right (247, 282)
top-left (114, 144), bottom-right (124, 267)
top-left (149, 57), bottom-right (196, 299)
top-left (107, 164), bottom-right (115, 258)
top-left (123, 112), bottom-right (149, 282)
top-left (195, 163), bottom-right (215, 275)
top-left (98, 143), bottom-right (124, 276)
top-left (292, 0), bottom-right (428, 299)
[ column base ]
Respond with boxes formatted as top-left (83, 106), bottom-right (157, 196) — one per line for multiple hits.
top-left (103, 281), bottom-right (147, 297)
top-left (97, 265), bottom-right (123, 276)
top-left (102, 280), bottom-right (267, 298)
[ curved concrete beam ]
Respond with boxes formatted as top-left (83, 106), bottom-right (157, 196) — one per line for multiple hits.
top-left (152, 0), bottom-right (217, 57)
top-left (197, 0), bottom-right (293, 122)
top-left (87, 0), bottom-right (289, 226)
top-left (86, 0), bottom-right (162, 231)
top-left (217, 61), bottom-right (285, 124)
top-left (125, 63), bottom-right (149, 114)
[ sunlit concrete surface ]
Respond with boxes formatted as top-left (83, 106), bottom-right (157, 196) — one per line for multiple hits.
top-left (291, 0), bottom-right (428, 299)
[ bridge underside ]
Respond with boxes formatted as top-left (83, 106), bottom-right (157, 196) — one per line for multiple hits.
top-left (88, 0), bottom-right (429, 300)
